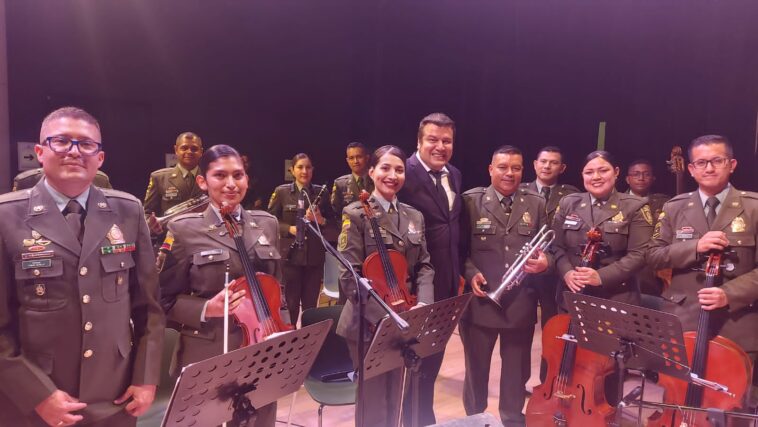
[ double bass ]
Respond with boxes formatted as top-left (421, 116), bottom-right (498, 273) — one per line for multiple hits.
top-left (220, 204), bottom-right (293, 346)
top-left (648, 252), bottom-right (753, 427)
top-left (359, 190), bottom-right (416, 313)
top-left (526, 227), bottom-right (616, 427)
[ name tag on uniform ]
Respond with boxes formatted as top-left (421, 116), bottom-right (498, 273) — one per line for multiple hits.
top-left (22, 259), bottom-right (52, 269)
top-left (564, 214), bottom-right (581, 226)
top-left (200, 249), bottom-right (223, 257)
top-left (675, 226), bottom-right (695, 239)
top-left (476, 218), bottom-right (492, 231)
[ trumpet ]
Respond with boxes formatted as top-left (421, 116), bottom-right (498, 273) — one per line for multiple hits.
top-left (487, 224), bottom-right (555, 307)
top-left (155, 194), bottom-right (210, 226)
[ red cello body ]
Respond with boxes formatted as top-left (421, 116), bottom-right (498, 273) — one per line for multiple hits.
top-left (359, 191), bottom-right (417, 313)
top-left (526, 227), bottom-right (616, 426)
top-left (648, 252), bottom-right (753, 427)
top-left (221, 206), bottom-right (293, 347)
top-left (526, 314), bottom-right (616, 427)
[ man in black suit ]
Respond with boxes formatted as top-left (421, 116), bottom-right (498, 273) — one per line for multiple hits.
top-left (398, 112), bottom-right (463, 426)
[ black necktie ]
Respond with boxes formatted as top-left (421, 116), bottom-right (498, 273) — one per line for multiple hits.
top-left (64, 200), bottom-right (85, 243)
top-left (541, 186), bottom-right (551, 201)
top-left (356, 176), bottom-right (364, 191)
top-left (706, 196), bottom-right (719, 227)
top-left (500, 197), bottom-right (512, 215)
top-left (429, 170), bottom-right (449, 211)
top-left (185, 172), bottom-right (194, 190)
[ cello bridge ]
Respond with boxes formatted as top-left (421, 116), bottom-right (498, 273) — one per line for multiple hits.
top-left (554, 391), bottom-right (575, 400)
top-left (391, 299), bottom-right (407, 306)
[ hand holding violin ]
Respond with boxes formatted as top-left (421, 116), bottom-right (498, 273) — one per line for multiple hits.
top-left (205, 284), bottom-right (246, 318)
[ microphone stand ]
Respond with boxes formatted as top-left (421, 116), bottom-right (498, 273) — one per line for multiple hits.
top-left (301, 217), bottom-right (409, 427)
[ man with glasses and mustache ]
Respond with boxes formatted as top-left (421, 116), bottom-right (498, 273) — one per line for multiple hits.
top-left (144, 132), bottom-right (205, 236)
top-left (649, 134), bottom-right (758, 409)
top-left (0, 107), bottom-right (164, 426)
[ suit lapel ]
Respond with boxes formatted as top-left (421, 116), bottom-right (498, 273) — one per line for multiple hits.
top-left (202, 208), bottom-right (239, 252)
top-left (508, 192), bottom-right (528, 231)
top-left (25, 184), bottom-right (81, 256)
top-left (712, 187), bottom-right (744, 232)
top-left (482, 186), bottom-right (511, 230)
top-left (682, 192), bottom-right (710, 235)
top-left (370, 197), bottom-right (403, 240)
top-left (591, 191), bottom-right (622, 226)
top-left (80, 188), bottom-right (119, 261)
top-left (410, 156), bottom-right (449, 218)
top-left (240, 210), bottom-right (265, 255)
top-left (574, 193), bottom-right (595, 228)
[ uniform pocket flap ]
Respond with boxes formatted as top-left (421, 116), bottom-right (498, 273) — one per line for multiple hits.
top-left (192, 249), bottom-right (231, 266)
top-left (603, 221), bottom-right (629, 234)
top-left (254, 245), bottom-right (281, 260)
top-left (728, 234), bottom-right (755, 247)
top-left (100, 254), bottom-right (135, 273)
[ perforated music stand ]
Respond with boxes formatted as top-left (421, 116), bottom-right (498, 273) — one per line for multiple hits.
top-left (161, 319), bottom-right (332, 427)
top-left (363, 293), bottom-right (473, 427)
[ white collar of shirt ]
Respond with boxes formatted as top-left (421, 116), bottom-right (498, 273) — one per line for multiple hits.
top-left (414, 151), bottom-right (449, 176)
top-left (698, 184), bottom-right (730, 209)
top-left (590, 190), bottom-right (615, 206)
top-left (535, 181), bottom-right (556, 194)
top-left (210, 203), bottom-right (242, 223)
top-left (372, 191), bottom-right (398, 213)
top-left (176, 164), bottom-right (199, 179)
top-left (494, 190), bottom-right (513, 204)
top-left (44, 179), bottom-right (90, 213)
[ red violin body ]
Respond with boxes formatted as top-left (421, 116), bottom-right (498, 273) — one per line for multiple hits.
top-left (526, 314), bottom-right (616, 427)
top-left (229, 272), bottom-right (293, 346)
top-left (362, 250), bottom-right (416, 313)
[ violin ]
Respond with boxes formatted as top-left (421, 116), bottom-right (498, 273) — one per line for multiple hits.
top-left (220, 204), bottom-right (293, 346)
top-left (648, 251), bottom-right (753, 427)
top-left (358, 190), bottom-right (416, 313)
top-left (526, 227), bottom-right (616, 427)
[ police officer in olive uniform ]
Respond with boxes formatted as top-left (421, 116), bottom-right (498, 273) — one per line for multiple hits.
top-left (553, 151), bottom-right (653, 307)
top-left (0, 107), bottom-right (164, 427)
top-left (336, 145), bottom-right (434, 427)
top-left (268, 153), bottom-right (333, 324)
top-left (144, 132), bottom-right (205, 236)
top-left (461, 146), bottom-right (551, 426)
top-left (331, 142), bottom-right (374, 216)
top-left (159, 145), bottom-right (283, 427)
top-left (624, 159), bottom-right (671, 296)
top-left (648, 135), bottom-right (758, 406)
top-left (13, 168), bottom-right (112, 191)
top-left (520, 146), bottom-right (580, 330)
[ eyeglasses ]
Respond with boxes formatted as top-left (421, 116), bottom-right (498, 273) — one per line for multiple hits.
top-left (43, 136), bottom-right (102, 156)
top-left (628, 172), bottom-right (652, 178)
top-left (690, 157), bottom-right (729, 170)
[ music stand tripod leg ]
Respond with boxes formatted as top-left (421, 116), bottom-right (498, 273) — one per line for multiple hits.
top-left (231, 384), bottom-right (259, 426)
top-left (402, 344), bottom-right (422, 427)
top-left (611, 339), bottom-right (633, 427)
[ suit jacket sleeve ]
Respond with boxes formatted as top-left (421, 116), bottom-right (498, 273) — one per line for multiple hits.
top-left (128, 202), bottom-right (166, 386)
top-left (0, 237), bottom-right (57, 413)
top-left (143, 173), bottom-right (160, 216)
top-left (414, 215), bottom-right (435, 305)
top-left (159, 222), bottom-right (207, 331)
top-left (596, 206), bottom-right (652, 288)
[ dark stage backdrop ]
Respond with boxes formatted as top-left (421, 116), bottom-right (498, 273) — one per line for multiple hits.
top-left (6, 1), bottom-right (758, 200)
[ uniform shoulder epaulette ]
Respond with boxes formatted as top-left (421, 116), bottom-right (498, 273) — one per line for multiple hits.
top-left (462, 187), bottom-right (487, 196)
top-left (274, 183), bottom-right (291, 191)
top-left (618, 192), bottom-right (644, 202)
top-left (667, 192), bottom-right (694, 203)
top-left (334, 174), bottom-right (351, 184)
top-left (246, 209), bottom-right (277, 220)
top-left (173, 212), bottom-right (204, 221)
top-left (559, 183), bottom-right (581, 193)
top-left (518, 182), bottom-right (530, 189)
top-left (518, 187), bottom-right (541, 198)
top-left (738, 190), bottom-right (758, 200)
top-left (561, 192), bottom-right (583, 201)
top-left (101, 188), bottom-right (140, 203)
top-left (0, 189), bottom-right (32, 204)
top-left (150, 167), bottom-right (175, 177)
top-left (14, 168), bottom-right (43, 180)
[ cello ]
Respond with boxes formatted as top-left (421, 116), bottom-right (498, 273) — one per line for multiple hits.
top-left (648, 252), bottom-right (753, 427)
top-left (358, 190), bottom-right (416, 313)
top-left (526, 227), bottom-right (617, 427)
top-left (220, 204), bottom-right (293, 346)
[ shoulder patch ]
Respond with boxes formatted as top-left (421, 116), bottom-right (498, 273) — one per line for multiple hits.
top-left (101, 188), bottom-right (140, 203)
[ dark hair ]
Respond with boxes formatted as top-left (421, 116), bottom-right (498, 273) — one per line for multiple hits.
top-left (492, 145), bottom-right (522, 160)
top-left (371, 145), bottom-right (407, 167)
top-left (175, 132), bottom-right (203, 147)
top-left (346, 141), bottom-right (367, 152)
top-left (291, 152), bottom-right (312, 166)
top-left (41, 106), bottom-right (101, 139)
top-left (536, 146), bottom-right (563, 162)
top-left (582, 150), bottom-right (619, 169)
top-left (627, 158), bottom-right (653, 173)
top-left (198, 144), bottom-right (241, 176)
top-left (417, 112), bottom-right (455, 139)
top-left (688, 135), bottom-right (733, 160)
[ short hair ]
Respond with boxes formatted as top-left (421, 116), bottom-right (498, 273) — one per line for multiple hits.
top-left (688, 135), bottom-right (733, 160)
top-left (626, 159), bottom-right (653, 173)
top-left (40, 106), bottom-right (101, 141)
top-left (536, 146), bottom-right (563, 162)
top-left (346, 141), bottom-right (367, 152)
top-left (417, 112), bottom-right (455, 139)
top-left (198, 144), bottom-right (240, 176)
top-left (582, 150), bottom-right (619, 169)
top-left (291, 152), bottom-right (312, 166)
top-left (371, 145), bottom-right (407, 167)
top-left (176, 132), bottom-right (203, 147)
top-left (492, 145), bottom-right (522, 161)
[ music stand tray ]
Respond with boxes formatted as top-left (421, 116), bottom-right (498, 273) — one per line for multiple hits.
top-left (161, 319), bottom-right (332, 427)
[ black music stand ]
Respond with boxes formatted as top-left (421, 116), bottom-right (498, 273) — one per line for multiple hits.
top-left (363, 293), bottom-right (473, 427)
top-left (561, 292), bottom-right (750, 427)
top-left (161, 319), bottom-right (332, 427)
